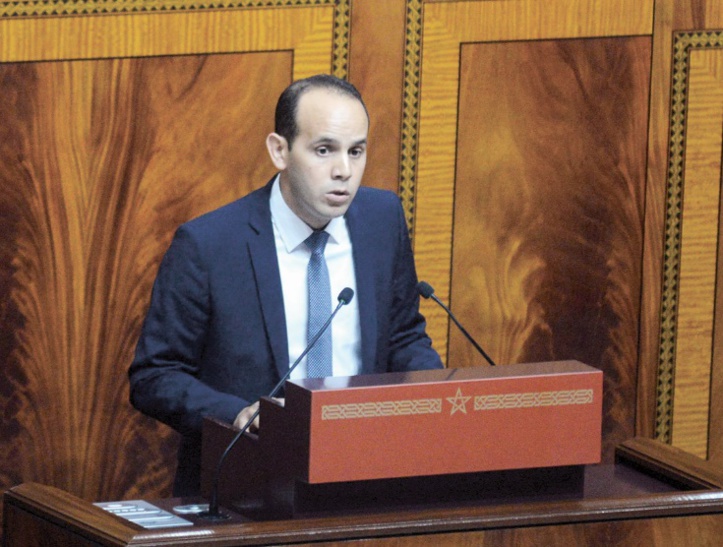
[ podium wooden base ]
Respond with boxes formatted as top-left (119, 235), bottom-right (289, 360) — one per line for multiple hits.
top-left (242, 465), bottom-right (584, 520)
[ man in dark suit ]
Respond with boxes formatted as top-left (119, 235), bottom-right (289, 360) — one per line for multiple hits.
top-left (129, 74), bottom-right (442, 496)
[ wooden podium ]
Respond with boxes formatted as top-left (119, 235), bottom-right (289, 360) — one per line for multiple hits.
top-left (6, 361), bottom-right (723, 545)
top-left (202, 360), bottom-right (602, 518)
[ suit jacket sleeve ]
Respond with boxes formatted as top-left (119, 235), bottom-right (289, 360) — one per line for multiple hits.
top-left (385, 197), bottom-right (444, 372)
top-left (128, 225), bottom-right (249, 436)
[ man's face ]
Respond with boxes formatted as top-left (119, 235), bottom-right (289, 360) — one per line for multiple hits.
top-left (267, 88), bottom-right (369, 229)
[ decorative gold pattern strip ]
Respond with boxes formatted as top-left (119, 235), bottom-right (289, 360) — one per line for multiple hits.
top-left (475, 389), bottom-right (594, 411)
top-left (321, 388), bottom-right (593, 420)
top-left (331, 0), bottom-right (349, 78)
top-left (0, 0), bottom-right (331, 18)
top-left (322, 399), bottom-right (443, 420)
top-left (399, 0), bottom-right (422, 234)
top-left (657, 30), bottom-right (723, 443)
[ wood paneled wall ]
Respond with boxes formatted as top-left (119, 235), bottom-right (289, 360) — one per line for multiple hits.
top-left (638, 1), bottom-right (723, 468)
top-left (411, 1), bottom-right (652, 459)
top-left (1, 0), bottom-right (722, 524)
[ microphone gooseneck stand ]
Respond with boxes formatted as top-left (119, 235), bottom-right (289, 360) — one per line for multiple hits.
top-left (198, 288), bottom-right (354, 521)
top-left (417, 281), bottom-right (497, 367)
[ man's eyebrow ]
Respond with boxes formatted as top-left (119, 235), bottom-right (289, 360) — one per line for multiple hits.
top-left (309, 136), bottom-right (338, 146)
top-left (310, 136), bottom-right (367, 147)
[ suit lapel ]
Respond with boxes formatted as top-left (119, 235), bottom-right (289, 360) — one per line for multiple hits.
top-left (346, 201), bottom-right (378, 373)
top-left (246, 181), bottom-right (289, 380)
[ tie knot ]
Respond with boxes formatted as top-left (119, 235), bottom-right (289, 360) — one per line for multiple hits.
top-left (305, 230), bottom-right (329, 255)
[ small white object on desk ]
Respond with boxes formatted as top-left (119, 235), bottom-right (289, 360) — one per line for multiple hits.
top-left (94, 500), bottom-right (193, 529)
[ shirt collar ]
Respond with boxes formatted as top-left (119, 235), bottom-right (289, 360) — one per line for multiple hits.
top-left (269, 174), bottom-right (346, 253)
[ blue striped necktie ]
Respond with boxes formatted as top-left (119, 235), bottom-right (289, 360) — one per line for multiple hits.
top-left (304, 230), bottom-right (332, 378)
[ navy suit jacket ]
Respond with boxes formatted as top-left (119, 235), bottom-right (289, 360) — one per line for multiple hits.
top-left (129, 179), bottom-right (442, 495)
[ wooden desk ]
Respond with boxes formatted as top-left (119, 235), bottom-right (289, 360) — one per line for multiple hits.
top-left (5, 455), bottom-right (723, 546)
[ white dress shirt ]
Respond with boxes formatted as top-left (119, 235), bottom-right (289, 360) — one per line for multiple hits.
top-left (269, 177), bottom-right (362, 379)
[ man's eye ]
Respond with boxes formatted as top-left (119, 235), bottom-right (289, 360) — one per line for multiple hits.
top-left (350, 148), bottom-right (364, 158)
top-left (317, 146), bottom-right (330, 155)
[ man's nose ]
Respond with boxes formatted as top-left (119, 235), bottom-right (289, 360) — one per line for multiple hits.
top-left (332, 155), bottom-right (352, 180)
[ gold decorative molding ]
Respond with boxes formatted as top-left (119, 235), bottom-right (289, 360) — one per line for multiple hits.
top-left (399, 0), bottom-right (422, 233)
top-left (321, 388), bottom-right (594, 420)
top-left (331, 0), bottom-right (350, 79)
top-left (656, 30), bottom-right (723, 445)
top-left (475, 389), bottom-right (594, 411)
top-left (0, 0), bottom-right (333, 18)
top-left (322, 398), bottom-right (442, 420)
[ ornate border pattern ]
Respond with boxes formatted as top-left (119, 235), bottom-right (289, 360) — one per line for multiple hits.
top-left (321, 388), bottom-right (594, 420)
top-left (322, 399), bottom-right (442, 420)
top-left (331, 0), bottom-right (349, 79)
top-left (475, 389), bottom-right (594, 411)
top-left (0, 0), bottom-right (332, 17)
top-left (399, 0), bottom-right (422, 233)
top-left (656, 30), bottom-right (723, 443)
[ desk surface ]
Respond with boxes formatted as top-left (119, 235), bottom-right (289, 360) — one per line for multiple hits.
top-left (164, 463), bottom-right (710, 534)
top-left (5, 462), bottom-right (723, 546)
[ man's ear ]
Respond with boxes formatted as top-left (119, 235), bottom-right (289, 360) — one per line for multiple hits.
top-left (266, 133), bottom-right (289, 170)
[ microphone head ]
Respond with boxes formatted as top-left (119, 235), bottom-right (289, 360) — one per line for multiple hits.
top-left (417, 281), bottom-right (435, 299)
top-left (338, 287), bottom-right (354, 305)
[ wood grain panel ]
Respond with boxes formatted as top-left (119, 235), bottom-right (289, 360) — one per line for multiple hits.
top-left (0, 52), bottom-right (290, 504)
top-left (671, 48), bottom-right (723, 458)
top-left (293, 515), bottom-right (723, 546)
top-left (637, 0), bottom-right (678, 441)
top-left (7, 3), bottom-right (723, 540)
top-left (451, 37), bottom-right (651, 461)
top-left (348, 0), bottom-right (406, 192)
top-left (638, 2), bottom-right (723, 479)
top-left (427, 0), bottom-right (652, 42)
top-left (7, 479), bottom-right (723, 546)
top-left (638, 1), bottom-right (723, 446)
top-left (413, 0), bottom-right (654, 360)
top-left (0, 6), bottom-right (333, 78)
top-left (0, 2), bottom-right (344, 517)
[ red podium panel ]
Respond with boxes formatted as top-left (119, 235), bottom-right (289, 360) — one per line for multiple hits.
top-left (273, 360), bottom-right (602, 483)
top-left (202, 361), bottom-right (602, 518)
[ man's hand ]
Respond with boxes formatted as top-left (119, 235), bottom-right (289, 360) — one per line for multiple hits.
top-left (233, 402), bottom-right (261, 432)
top-left (233, 398), bottom-right (285, 432)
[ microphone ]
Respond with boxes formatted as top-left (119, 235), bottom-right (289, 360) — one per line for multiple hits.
top-left (417, 281), bottom-right (497, 367)
top-left (198, 287), bottom-right (354, 520)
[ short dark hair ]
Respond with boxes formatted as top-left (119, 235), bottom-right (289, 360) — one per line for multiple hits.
top-left (274, 74), bottom-right (368, 148)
